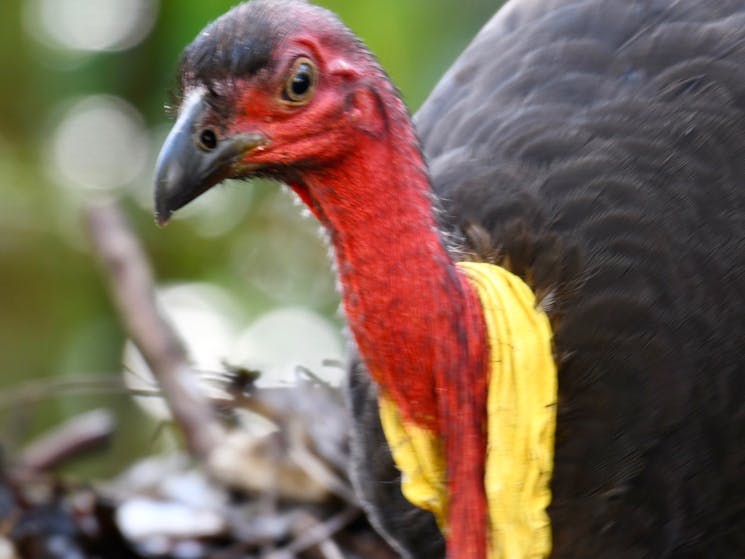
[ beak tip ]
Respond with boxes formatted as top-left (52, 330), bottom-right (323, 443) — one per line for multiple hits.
top-left (155, 207), bottom-right (172, 227)
top-left (154, 197), bottom-right (173, 227)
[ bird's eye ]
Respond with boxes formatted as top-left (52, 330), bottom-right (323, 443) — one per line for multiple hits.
top-left (282, 58), bottom-right (317, 104)
top-left (197, 128), bottom-right (218, 151)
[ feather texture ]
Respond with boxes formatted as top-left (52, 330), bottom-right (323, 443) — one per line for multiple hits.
top-left (350, 1), bottom-right (745, 556)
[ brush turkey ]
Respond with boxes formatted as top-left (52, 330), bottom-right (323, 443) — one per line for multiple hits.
top-left (154, 0), bottom-right (745, 557)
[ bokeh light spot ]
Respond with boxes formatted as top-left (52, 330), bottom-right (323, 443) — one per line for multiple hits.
top-left (123, 283), bottom-right (245, 421)
top-left (230, 307), bottom-right (344, 388)
top-left (50, 95), bottom-right (148, 193)
top-left (25, 0), bottom-right (159, 53)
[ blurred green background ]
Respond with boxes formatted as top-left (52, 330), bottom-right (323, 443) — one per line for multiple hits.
top-left (0, 0), bottom-right (499, 476)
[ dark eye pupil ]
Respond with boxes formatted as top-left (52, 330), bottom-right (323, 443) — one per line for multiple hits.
top-left (199, 128), bottom-right (217, 150)
top-left (291, 64), bottom-right (312, 97)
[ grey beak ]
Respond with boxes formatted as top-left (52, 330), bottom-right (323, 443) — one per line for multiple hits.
top-left (154, 92), bottom-right (267, 225)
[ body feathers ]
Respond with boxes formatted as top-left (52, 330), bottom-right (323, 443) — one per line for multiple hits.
top-left (351, 1), bottom-right (745, 557)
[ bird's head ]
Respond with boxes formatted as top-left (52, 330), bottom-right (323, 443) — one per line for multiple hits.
top-left (155, 0), bottom-right (400, 225)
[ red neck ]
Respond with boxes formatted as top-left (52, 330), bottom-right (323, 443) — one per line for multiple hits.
top-left (293, 78), bottom-right (490, 558)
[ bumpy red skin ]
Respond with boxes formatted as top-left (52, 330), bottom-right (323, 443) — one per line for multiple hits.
top-left (222, 23), bottom-right (491, 559)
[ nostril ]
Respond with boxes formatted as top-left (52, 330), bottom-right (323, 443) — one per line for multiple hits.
top-left (197, 128), bottom-right (218, 151)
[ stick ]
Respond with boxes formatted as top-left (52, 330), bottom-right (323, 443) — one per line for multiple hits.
top-left (86, 202), bottom-right (223, 460)
top-left (19, 409), bottom-right (116, 474)
top-left (266, 506), bottom-right (360, 559)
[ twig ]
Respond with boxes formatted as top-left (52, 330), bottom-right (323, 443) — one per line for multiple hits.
top-left (266, 506), bottom-right (360, 559)
top-left (286, 422), bottom-right (357, 505)
top-left (18, 409), bottom-right (116, 474)
top-left (86, 202), bottom-right (224, 460)
top-left (0, 375), bottom-right (127, 411)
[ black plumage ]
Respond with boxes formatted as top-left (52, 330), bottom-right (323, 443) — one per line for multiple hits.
top-left (350, 1), bottom-right (745, 557)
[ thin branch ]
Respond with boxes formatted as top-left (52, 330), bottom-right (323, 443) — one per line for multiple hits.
top-left (0, 375), bottom-right (127, 411)
top-left (266, 506), bottom-right (360, 559)
top-left (18, 409), bottom-right (116, 474)
top-left (86, 202), bottom-right (224, 460)
top-left (286, 423), bottom-right (357, 505)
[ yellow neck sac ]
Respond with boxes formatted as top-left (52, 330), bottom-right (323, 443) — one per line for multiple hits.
top-left (378, 261), bottom-right (557, 559)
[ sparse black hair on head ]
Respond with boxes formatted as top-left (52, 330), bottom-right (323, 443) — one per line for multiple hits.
top-left (178, 0), bottom-right (352, 93)
top-left (179, 0), bottom-right (288, 91)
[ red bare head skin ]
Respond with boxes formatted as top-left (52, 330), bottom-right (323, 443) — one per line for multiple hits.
top-left (155, 1), bottom-right (490, 556)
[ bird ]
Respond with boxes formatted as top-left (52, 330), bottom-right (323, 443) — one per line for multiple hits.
top-left (153, 0), bottom-right (745, 557)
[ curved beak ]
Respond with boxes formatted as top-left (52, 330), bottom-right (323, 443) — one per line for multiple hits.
top-left (154, 92), bottom-right (267, 225)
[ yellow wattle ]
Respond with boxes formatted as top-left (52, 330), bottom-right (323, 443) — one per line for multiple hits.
top-left (378, 261), bottom-right (557, 559)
